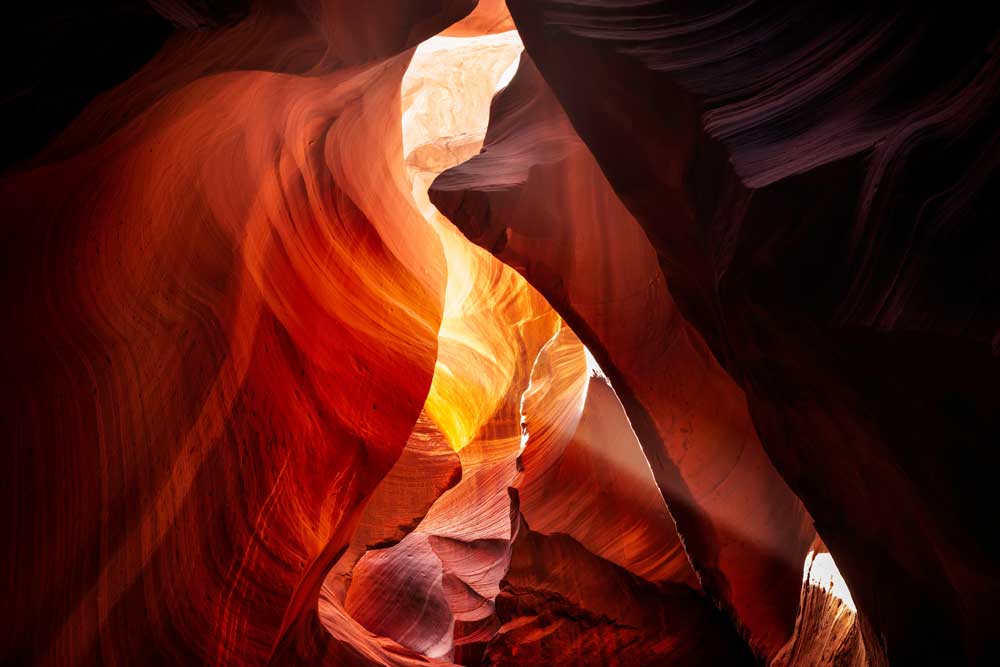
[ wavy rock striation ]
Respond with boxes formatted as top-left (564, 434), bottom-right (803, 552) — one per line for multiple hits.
top-left (1, 2), bottom-right (475, 664)
top-left (431, 53), bottom-right (816, 660)
top-left (3, 2), bottom-right (996, 666)
top-left (471, 1), bottom-right (999, 663)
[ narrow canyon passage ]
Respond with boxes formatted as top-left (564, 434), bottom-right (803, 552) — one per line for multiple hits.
top-left (313, 18), bottom-right (863, 667)
top-left (2, 2), bottom-right (997, 666)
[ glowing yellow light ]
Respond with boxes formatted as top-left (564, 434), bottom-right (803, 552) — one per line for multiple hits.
top-left (402, 31), bottom-right (562, 451)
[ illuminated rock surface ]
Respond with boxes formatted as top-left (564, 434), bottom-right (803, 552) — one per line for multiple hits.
top-left (431, 55), bottom-right (817, 659)
top-left (2, 2), bottom-right (997, 666)
top-left (464, 1), bottom-right (999, 663)
top-left (1, 2), bottom-right (466, 664)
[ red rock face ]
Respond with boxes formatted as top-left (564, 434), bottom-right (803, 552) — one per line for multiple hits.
top-left (0, 2), bottom-right (465, 664)
top-left (431, 55), bottom-right (818, 660)
top-left (490, 1), bottom-right (1000, 664)
top-left (2, 2), bottom-right (996, 666)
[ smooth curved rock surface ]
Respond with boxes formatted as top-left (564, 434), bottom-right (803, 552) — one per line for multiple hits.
top-left (431, 54), bottom-right (816, 659)
top-left (495, 1), bottom-right (1000, 663)
top-left (0, 2), bottom-right (475, 664)
top-left (518, 327), bottom-right (697, 587)
top-left (329, 21), bottom-right (557, 665)
top-left (3, 2), bottom-right (996, 666)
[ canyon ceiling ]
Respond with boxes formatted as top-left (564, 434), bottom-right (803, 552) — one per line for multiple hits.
top-left (1, 1), bottom-right (997, 666)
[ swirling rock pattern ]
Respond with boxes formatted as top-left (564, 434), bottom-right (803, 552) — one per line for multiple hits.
top-left (495, 326), bottom-right (757, 665)
top-left (431, 53), bottom-right (816, 659)
top-left (3, 1), bottom-right (997, 666)
top-left (1, 2), bottom-right (472, 664)
top-left (493, 1), bottom-right (1000, 664)
top-left (517, 327), bottom-right (697, 588)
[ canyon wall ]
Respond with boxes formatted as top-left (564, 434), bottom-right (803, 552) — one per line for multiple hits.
top-left (3, 2), bottom-right (997, 665)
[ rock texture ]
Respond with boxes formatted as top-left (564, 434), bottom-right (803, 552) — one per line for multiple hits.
top-left (495, 326), bottom-right (757, 666)
top-left (431, 54), bottom-right (816, 660)
top-left (3, 1), bottom-right (997, 666)
top-left (773, 538), bottom-right (867, 667)
top-left (329, 27), bottom-right (751, 666)
top-left (440, 1), bottom-right (999, 663)
top-left (0, 2), bottom-right (473, 664)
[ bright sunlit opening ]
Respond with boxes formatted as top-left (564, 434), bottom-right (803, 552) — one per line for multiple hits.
top-left (806, 550), bottom-right (857, 613)
top-left (400, 30), bottom-right (531, 451)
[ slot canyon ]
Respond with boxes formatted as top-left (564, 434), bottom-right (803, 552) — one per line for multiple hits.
top-left (2, 2), bottom-right (997, 665)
